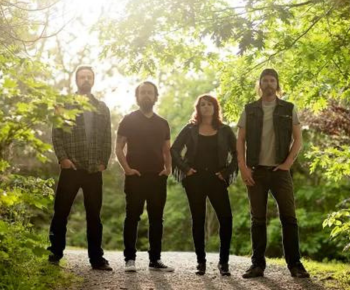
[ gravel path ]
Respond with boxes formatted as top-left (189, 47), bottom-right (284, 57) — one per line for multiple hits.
top-left (61, 250), bottom-right (325, 290)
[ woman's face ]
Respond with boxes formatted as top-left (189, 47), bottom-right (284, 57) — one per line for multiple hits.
top-left (199, 98), bottom-right (215, 118)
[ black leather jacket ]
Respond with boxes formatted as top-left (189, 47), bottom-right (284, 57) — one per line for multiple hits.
top-left (171, 123), bottom-right (238, 186)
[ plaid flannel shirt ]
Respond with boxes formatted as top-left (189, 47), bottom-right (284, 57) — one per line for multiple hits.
top-left (52, 95), bottom-right (112, 173)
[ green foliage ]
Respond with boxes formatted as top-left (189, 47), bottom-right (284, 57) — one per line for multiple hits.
top-left (303, 131), bottom-right (350, 253)
top-left (0, 49), bottom-right (92, 166)
top-left (0, 173), bottom-right (74, 289)
top-left (0, 175), bottom-right (54, 212)
top-left (0, 228), bottom-right (76, 290)
top-left (1, 3), bottom-right (350, 287)
top-left (323, 200), bottom-right (350, 253)
top-left (0, 10), bottom-right (90, 287)
top-left (99, 0), bottom-right (350, 114)
top-left (97, 0), bottom-right (350, 260)
top-left (269, 257), bottom-right (350, 290)
top-left (307, 145), bottom-right (350, 182)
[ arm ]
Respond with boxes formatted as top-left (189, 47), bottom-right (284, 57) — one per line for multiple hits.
top-left (159, 140), bottom-right (172, 176)
top-left (100, 107), bottom-right (112, 170)
top-left (170, 125), bottom-right (192, 174)
top-left (217, 127), bottom-right (238, 181)
top-left (52, 126), bottom-right (68, 162)
top-left (115, 134), bottom-right (141, 176)
top-left (52, 127), bottom-right (76, 169)
top-left (237, 127), bottom-right (255, 186)
top-left (274, 124), bottom-right (302, 171)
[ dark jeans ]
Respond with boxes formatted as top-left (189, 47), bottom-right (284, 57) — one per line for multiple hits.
top-left (184, 171), bottom-right (233, 264)
top-left (247, 167), bottom-right (301, 269)
top-left (123, 174), bottom-right (167, 262)
top-left (48, 169), bottom-right (104, 264)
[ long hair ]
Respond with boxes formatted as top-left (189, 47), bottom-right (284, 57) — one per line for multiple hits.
top-left (190, 94), bottom-right (223, 129)
top-left (256, 68), bottom-right (282, 97)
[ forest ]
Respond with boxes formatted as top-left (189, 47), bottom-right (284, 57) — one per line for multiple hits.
top-left (0, 0), bottom-right (350, 289)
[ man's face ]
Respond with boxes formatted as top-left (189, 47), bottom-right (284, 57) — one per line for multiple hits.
top-left (260, 75), bottom-right (278, 96)
top-left (76, 69), bottom-right (94, 93)
top-left (136, 83), bottom-right (157, 111)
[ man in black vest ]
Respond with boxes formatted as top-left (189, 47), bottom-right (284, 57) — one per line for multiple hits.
top-left (237, 69), bottom-right (309, 278)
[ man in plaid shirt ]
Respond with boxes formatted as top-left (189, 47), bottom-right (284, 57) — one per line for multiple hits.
top-left (48, 65), bottom-right (112, 271)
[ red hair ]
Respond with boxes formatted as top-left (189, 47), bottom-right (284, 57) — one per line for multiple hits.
top-left (190, 94), bottom-right (223, 129)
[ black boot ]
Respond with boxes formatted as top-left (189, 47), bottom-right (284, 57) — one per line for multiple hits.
top-left (91, 258), bottom-right (113, 271)
top-left (196, 262), bottom-right (206, 275)
top-left (218, 263), bottom-right (231, 276)
top-left (242, 265), bottom-right (264, 278)
top-left (289, 262), bottom-right (310, 278)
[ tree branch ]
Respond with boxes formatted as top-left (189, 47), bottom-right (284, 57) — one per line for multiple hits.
top-left (218, 0), bottom-right (323, 13)
top-left (1, 0), bottom-right (60, 12)
top-left (243, 8), bottom-right (330, 75)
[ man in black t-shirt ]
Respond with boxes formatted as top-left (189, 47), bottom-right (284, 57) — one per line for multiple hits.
top-left (116, 81), bottom-right (174, 272)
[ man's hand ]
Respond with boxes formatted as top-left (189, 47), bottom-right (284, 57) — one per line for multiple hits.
top-left (60, 159), bottom-right (77, 170)
top-left (125, 168), bottom-right (141, 176)
top-left (98, 164), bottom-right (106, 172)
top-left (273, 159), bottom-right (293, 171)
top-left (159, 168), bottom-right (171, 176)
top-left (215, 172), bottom-right (225, 180)
top-left (274, 124), bottom-right (302, 172)
top-left (240, 166), bottom-right (255, 186)
top-left (186, 168), bottom-right (197, 176)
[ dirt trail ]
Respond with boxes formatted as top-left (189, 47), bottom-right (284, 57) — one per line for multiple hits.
top-left (61, 250), bottom-right (325, 290)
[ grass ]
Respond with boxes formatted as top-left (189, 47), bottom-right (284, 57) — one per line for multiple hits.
top-left (0, 256), bottom-right (79, 290)
top-left (268, 257), bottom-right (350, 290)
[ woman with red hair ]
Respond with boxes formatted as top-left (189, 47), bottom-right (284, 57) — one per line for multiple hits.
top-left (171, 94), bottom-right (238, 276)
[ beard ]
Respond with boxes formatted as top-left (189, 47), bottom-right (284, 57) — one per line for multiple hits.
top-left (78, 82), bottom-right (92, 93)
top-left (262, 86), bottom-right (276, 96)
top-left (138, 98), bottom-right (155, 112)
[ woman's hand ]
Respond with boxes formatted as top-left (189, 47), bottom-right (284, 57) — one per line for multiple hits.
top-left (125, 168), bottom-right (141, 176)
top-left (159, 168), bottom-right (171, 176)
top-left (186, 168), bottom-right (197, 176)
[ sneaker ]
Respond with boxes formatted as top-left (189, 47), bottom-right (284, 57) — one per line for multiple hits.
top-left (195, 262), bottom-right (206, 275)
top-left (289, 263), bottom-right (310, 278)
top-left (242, 265), bottom-right (264, 278)
top-left (125, 260), bottom-right (137, 272)
top-left (149, 260), bottom-right (174, 272)
top-left (91, 258), bottom-right (113, 271)
top-left (48, 254), bottom-right (61, 265)
top-left (218, 263), bottom-right (231, 276)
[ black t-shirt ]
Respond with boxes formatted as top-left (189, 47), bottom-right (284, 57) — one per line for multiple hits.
top-left (194, 134), bottom-right (219, 172)
top-left (117, 110), bottom-right (170, 173)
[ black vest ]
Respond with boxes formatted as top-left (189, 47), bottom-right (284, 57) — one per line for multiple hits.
top-left (245, 98), bottom-right (294, 168)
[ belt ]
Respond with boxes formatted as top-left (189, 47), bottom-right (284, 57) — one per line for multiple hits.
top-left (253, 165), bottom-right (276, 170)
top-left (196, 168), bottom-right (218, 174)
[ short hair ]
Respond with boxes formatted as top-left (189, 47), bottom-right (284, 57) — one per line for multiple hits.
top-left (75, 65), bottom-right (95, 82)
top-left (258, 68), bottom-right (281, 93)
top-left (190, 94), bottom-right (223, 129)
top-left (135, 81), bottom-right (159, 98)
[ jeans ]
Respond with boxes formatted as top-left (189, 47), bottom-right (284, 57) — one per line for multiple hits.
top-left (184, 171), bottom-right (232, 264)
top-left (247, 167), bottom-right (301, 269)
top-left (123, 174), bottom-right (167, 262)
top-left (48, 169), bottom-right (104, 264)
